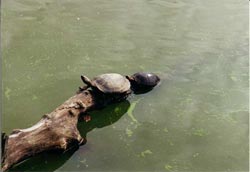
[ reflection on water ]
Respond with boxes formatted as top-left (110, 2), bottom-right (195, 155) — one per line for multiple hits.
top-left (2, 0), bottom-right (248, 171)
top-left (78, 101), bottom-right (130, 138)
top-left (11, 146), bottom-right (77, 172)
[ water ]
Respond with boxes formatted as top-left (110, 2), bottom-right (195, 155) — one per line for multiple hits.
top-left (1, 0), bottom-right (248, 171)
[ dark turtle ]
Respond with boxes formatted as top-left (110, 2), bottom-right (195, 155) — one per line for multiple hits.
top-left (80, 73), bottom-right (131, 94)
top-left (126, 72), bottom-right (160, 93)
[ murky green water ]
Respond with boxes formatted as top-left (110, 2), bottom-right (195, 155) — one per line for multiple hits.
top-left (1, 0), bottom-right (248, 171)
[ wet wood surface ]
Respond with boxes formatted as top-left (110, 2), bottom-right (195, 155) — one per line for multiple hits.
top-left (1, 89), bottom-right (128, 171)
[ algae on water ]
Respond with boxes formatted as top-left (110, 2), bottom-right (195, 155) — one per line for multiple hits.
top-left (165, 164), bottom-right (173, 171)
top-left (126, 128), bottom-right (133, 137)
top-left (127, 99), bottom-right (140, 124)
top-left (5, 87), bottom-right (11, 100)
top-left (140, 149), bottom-right (153, 157)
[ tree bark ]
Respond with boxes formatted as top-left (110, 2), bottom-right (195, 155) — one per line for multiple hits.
top-left (1, 89), bottom-right (127, 171)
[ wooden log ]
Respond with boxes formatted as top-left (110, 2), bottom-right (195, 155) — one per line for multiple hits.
top-left (1, 89), bottom-right (127, 171)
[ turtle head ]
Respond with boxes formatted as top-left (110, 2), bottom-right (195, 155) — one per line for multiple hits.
top-left (126, 72), bottom-right (160, 94)
top-left (81, 75), bottom-right (93, 87)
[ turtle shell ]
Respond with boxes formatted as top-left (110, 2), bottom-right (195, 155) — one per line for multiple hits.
top-left (132, 72), bottom-right (160, 87)
top-left (92, 73), bottom-right (131, 93)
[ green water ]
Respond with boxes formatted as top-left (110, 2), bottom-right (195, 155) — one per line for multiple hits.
top-left (1, 0), bottom-right (248, 171)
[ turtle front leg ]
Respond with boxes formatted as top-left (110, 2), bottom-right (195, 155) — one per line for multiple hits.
top-left (79, 85), bottom-right (89, 91)
top-left (76, 85), bottom-right (89, 94)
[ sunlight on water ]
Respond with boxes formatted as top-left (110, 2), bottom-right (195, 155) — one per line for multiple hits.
top-left (1, 0), bottom-right (248, 171)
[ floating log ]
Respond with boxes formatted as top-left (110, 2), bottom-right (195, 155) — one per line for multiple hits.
top-left (1, 89), bottom-right (127, 171)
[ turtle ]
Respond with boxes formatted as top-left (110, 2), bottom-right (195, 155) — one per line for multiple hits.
top-left (79, 73), bottom-right (131, 95)
top-left (125, 72), bottom-right (160, 93)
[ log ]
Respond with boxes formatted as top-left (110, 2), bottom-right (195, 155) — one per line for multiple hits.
top-left (1, 89), bottom-right (128, 171)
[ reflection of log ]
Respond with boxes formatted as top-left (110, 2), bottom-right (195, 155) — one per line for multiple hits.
top-left (1, 89), bottom-right (127, 171)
